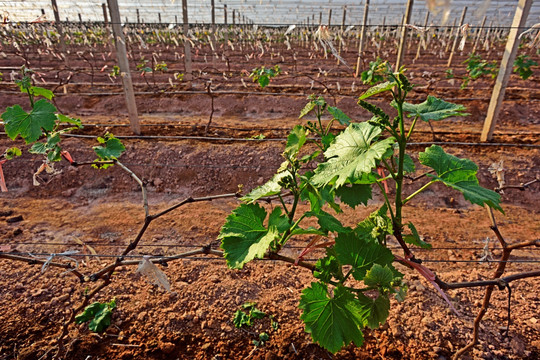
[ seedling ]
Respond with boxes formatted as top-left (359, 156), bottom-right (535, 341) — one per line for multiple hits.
top-left (360, 57), bottom-right (386, 85)
top-left (249, 65), bottom-right (281, 88)
top-left (461, 53), bottom-right (498, 89)
top-left (75, 298), bottom-right (117, 333)
top-left (220, 64), bottom-right (501, 353)
top-left (233, 302), bottom-right (266, 328)
top-left (513, 54), bottom-right (537, 80)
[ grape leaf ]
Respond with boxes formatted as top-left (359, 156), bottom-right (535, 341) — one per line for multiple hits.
top-left (314, 249), bottom-right (343, 283)
top-left (284, 125), bottom-right (307, 158)
top-left (75, 299), bottom-right (116, 333)
top-left (306, 210), bottom-right (351, 234)
top-left (400, 96), bottom-right (469, 122)
top-left (2, 100), bottom-right (57, 143)
top-left (312, 123), bottom-right (395, 187)
top-left (57, 114), bottom-right (82, 127)
top-left (219, 203), bottom-right (278, 269)
top-left (418, 145), bottom-right (503, 212)
top-left (30, 86), bottom-right (54, 100)
top-left (403, 222), bottom-right (431, 249)
top-left (358, 81), bottom-right (396, 100)
top-left (299, 101), bottom-right (316, 119)
top-left (363, 264), bottom-right (394, 289)
top-left (334, 231), bottom-right (394, 281)
top-left (357, 293), bottom-right (390, 329)
top-left (335, 183), bottom-right (372, 208)
top-left (299, 282), bottom-right (366, 353)
top-left (4, 147), bottom-right (22, 160)
top-left (327, 106), bottom-right (351, 125)
top-left (268, 206), bottom-right (290, 233)
top-left (93, 133), bottom-right (125, 160)
top-left (401, 154), bottom-right (415, 174)
top-left (241, 171), bottom-right (290, 203)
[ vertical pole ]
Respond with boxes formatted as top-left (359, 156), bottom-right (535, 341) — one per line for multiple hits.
top-left (337, 6), bottom-right (346, 65)
top-left (224, 4), bottom-right (229, 48)
top-left (78, 13), bottom-right (82, 24)
top-left (414, 11), bottom-right (429, 61)
top-left (107, 0), bottom-right (140, 135)
top-left (232, 9), bottom-right (235, 25)
top-left (481, 0), bottom-right (532, 141)
top-left (102, 3), bottom-right (111, 46)
top-left (210, 0), bottom-right (216, 62)
top-left (355, 0), bottom-right (370, 77)
top-left (158, 13), bottom-right (162, 24)
top-left (136, 9), bottom-right (140, 23)
top-left (182, 0), bottom-right (192, 81)
top-left (327, 9), bottom-right (332, 27)
top-left (472, 15), bottom-right (487, 53)
top-left (447, 6), bottom-right (467, 67)
top-left (41, 8), bottom-right (45, 15)
top-left (395, 0), bottom-right (413, 70)
top-left (51, 0), bottom-right (66, 55)
top-left (445, 18), bottom-right (457, 52)
top-left (319, 12), bottom-right (322, 26)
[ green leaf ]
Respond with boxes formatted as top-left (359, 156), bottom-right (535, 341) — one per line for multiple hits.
top-left (357, 205), bottom-right (393, 243)
top-left (284, 125), bottom-right (307, 158)
top-left (334, 232), bottom-right (394, 281)
top-left (314, 249), bottom-right (343, 282)
top-left (299, 101), bottom-right (316, 119)
top-left (400, 96), bottom-right (469, 122)
top-left (29, 142), bottom-right (47, 154)
top-left (312, 123), bottom-right (395, 187)
top-left (57, 114), bottom-right (82, 127)
top-left (357, 294), bottom-right (390, 329)
top-left (75, 299), bottom-right (116, 333)
top-left (358, 81), bottom-right (396, 100)
top-left (401, 154), bottom-right (415, 174)
top-left (258, 75), bottom-right (270, 88)
top-left (219, 203), bottom-right (278, 269)
top-left (306, 210), bottom-right (351, 234)
top-left (4, 147), bottom-right (22, 160)
top-left (268, 206), bottom-right (290, 234)
top-left (93, 133), bottom-right (125, 160)
top-left (418, 145), bottom-right (503, 212)
top-left (299, 283), bottom-right (366, 353)
top-left (233, 310), bottom-right (250, 327)
top-left (2, 100), bottom-right (57, 143)
top-left (363, 264), bottom-right (394, 288)
top-left (403, 222), bottom-right (431, 249)
top-left (335, 183), bottom-right (372, 208)
top-left (30, 86), bottom-right (54, 100)
top-left (250, 308), bottom-right (266, 320)
top-left (327, 106), bottom-right (351, 125)
top-left (241, 171), bottom-right (290, 203)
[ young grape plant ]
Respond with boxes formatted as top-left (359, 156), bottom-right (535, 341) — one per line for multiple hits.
top-left (219, 65), bottom-right (502, 352)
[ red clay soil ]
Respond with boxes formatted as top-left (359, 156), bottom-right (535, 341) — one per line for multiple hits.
top-left (0, 38), bottom-right (540, 360)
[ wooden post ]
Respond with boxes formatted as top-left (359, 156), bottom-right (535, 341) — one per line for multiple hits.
top-left (336, 6), bottom-right (346, 65)
top-left (327, 9), bottom-right (332, 27)
top-left (182, 0), bottom-right (192, 81)
top-left (232, 9), bottom-right (235, 25)
top-left (447, 7), bottom-right (467, 67)
top-left (78, 13), bottom-right (82, 24)
top-left (107, 0), bottom-right (140, 135)
top-left (395, 0), bottom-right (413, 70)
top-left (51, 0), bottom-right (67, 55)
top-left (472, 15), bottom-right (487, 53)
top-left (355, 0), bottom-right (370, 77)
top-left (319, 12), bottom-right (322, 26)
top-left (136, 9), bottom-right (140, 23)
top-left (224, 4), bottom-right (229, 48)
top-left (481, 0), bottom-right (532, 141)
top-left (158, 13), bottom-right (162, 24)
top-left (414, 11), bottom-right (429, 61)
top-left (41, 8), bottom-right (45, 15)
top-left (210, 0), bottom-right (217, 62)
top-left (102, 3), bottom-right (111, 46)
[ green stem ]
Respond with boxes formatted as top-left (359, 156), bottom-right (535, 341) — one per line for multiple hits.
top-left (381, 158), bottom-right (397, 182)
top-left (394, 100), bottom-right (406, 228)
top-left (278, 195), bottom-right (290, 218)
top-left (324, 119), bottom-right (335, 137)
top-left (403, 180), bottom-right (437, 205)
top-left (25, 88), bottom-right (34, 108)
top-left (375, 181), bottom-right (396, 224)
top-left (406, 115), bottom-right (419, 140)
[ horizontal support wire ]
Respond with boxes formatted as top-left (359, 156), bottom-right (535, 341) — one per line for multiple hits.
top-left (1, 251), bottom-right (538, 264)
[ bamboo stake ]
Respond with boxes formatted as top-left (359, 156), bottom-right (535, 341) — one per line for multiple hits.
top-left (472, 15), bottom-right (487, 53)
top-left (182, 0), bottom-right (192, 81)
